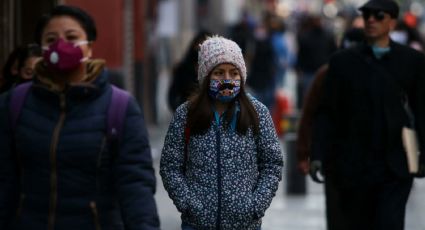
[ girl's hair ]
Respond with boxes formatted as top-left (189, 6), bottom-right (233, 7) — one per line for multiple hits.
top-left (34, 5), bottom-right (97, 44)
top-left (187, 74), bottom-right (260, 136)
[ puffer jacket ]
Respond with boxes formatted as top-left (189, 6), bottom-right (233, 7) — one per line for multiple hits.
top-left (0, 60), bottom-right (159, 230)
top-left (160, 98), bottom-right (283, 229)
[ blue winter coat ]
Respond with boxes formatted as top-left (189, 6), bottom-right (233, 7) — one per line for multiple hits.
top-left (0, 60), bottom-right (159, 230)
top-left (160, 98), bottom-right (283, 229)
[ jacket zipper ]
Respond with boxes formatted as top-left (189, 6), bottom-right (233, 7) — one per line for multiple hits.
top-left (215, 124), bottom-right (222, 230)
top-left (47, 93), bottom-right (66, 230)
top-left (90, 201), bottom-right (101, 230)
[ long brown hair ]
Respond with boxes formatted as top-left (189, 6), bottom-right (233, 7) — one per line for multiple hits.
top-left (187, 75), bottom-right (260, 136)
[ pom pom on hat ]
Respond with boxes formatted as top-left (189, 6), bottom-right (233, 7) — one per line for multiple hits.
top-left (198, 35), bottom-right (247, 84)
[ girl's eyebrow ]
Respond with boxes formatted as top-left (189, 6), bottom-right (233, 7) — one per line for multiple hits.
top-left (64, 29), bottom-right (80, 34)
top-left (44, 31), bottom-right (57, 37)
top-left (44, 29), bottom-right (79, 36)
top-left (215, 67), bottom-right (238, 71)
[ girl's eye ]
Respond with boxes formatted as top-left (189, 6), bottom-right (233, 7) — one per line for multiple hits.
top-left (45, 37), bottom-right (57, 44)
top-left (66, 35), bottom-right (78, 42)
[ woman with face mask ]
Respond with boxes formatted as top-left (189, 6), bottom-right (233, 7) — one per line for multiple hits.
top-left (160, 36), bottom-right (283, 230)
top-left (0, 5), bottom-right (159, 230)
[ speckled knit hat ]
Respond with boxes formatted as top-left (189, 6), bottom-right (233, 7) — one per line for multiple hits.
top-left (198, 35), bottom-right (247, 84)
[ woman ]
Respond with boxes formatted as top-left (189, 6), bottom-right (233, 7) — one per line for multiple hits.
top-left (1, 44), bottom-right (42, 93)
top-left (0, 44), bottom-right (41, 93)
top-left (15, 44), bottom-right (42, 84)
top-left (160, 36), bottom-right (283, 230)
top-left (0, 5), bottom-right (159, 230)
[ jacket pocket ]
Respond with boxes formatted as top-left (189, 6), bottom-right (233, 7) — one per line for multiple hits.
top-left (90, 201), bottom-right (101, 230)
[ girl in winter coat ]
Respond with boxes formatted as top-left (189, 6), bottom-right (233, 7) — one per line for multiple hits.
top-left (0, 5), bottom-right (159, 230)
top-left (160, 36), bottom-right (283, 230)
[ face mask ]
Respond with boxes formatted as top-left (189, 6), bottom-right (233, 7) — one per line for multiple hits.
top-left (208, 79), bottom-right (241, 102)
top-left (43, 38), bottom-right (89, 73)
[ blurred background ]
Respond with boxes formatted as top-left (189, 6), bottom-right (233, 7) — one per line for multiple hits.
top-left (3, 0), bottom-right (425, 124)
top-left (2, 0), bottom-right (425, 229)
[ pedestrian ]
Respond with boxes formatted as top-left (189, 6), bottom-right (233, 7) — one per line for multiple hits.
top-left (0, 5), bottom-right (159, 230)
top-left (311, 0), bottom-right (425, 229)
top-left (1, 44), bottom-right (42, 93)
top-left (296, 28), bottom-right (365, 230)
top-left (295, 14), bottom-right (337, 109)
top-left (167, 30), bottom-right (211, 112)
top-left (160, 36), bottom-right (283, 230)
top-left (246, 18), bottom-right (277, 111)
top-left (14, 44), bottom-right (42, 85)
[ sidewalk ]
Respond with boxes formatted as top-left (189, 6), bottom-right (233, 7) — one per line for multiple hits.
top-left (150, 119), bottom-right (425, 230)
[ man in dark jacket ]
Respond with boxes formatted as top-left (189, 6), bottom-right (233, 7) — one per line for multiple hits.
top-left (311, 0), bottom-right (425, 229)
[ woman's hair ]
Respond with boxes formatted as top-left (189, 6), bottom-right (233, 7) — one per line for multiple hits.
top-left (34, 5), bottom-right (97, 44)
top-left (0, 46), bottom-right (22, 92)
top-left (16, 44), bottom-right (42, 70)
top-left (0, 44), bottom-right (42, 92)
top-left (187, 74), bottom-right (260, 136)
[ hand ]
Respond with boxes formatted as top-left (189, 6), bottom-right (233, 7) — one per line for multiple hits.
top-left (297, 160), bottom-right (310, 175)
top-left (414, 164), bottom-right (425, 178)
top-left (309, 160), bottom-right (325, 183)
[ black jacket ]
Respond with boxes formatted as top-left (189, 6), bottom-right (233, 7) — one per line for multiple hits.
top-left (312, 41), bottom-right (425, 187)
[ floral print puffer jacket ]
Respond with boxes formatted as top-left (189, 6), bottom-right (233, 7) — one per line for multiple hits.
top-left (160, 98), bottom-right (283, 230)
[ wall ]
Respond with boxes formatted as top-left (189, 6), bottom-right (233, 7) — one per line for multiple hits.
top-left (63, 0), bottom-right (124, 69)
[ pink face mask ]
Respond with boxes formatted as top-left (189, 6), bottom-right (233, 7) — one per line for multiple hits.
top-left (43, 38), bottom-right (88, 73)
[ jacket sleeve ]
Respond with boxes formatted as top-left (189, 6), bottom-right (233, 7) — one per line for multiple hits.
top-left (296, 64), bottom-right (328, 162)
top-left (252, 103), bottom-right (284, 218)
top-left (114, 97), bottom-right (160, 230)
top-left (414, 55), bottom-right (425, 165)
top-left (159, 104), bottom-right (191, 213)
top-left (0, 92), bottom-right (19, 229)
top-left (311, 56), bottom-right (341, 162)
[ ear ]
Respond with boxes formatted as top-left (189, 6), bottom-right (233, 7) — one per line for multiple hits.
top-left (389, 18), bottom-right (397, 30)
top-left (87, 41), bottom-right (93, 58)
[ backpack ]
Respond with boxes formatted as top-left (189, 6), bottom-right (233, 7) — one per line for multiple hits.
top-left (9, 82), bottom-right (130, 144)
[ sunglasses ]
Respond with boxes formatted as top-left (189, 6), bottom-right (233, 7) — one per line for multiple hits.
top-left (362, 10), bottom-right (387, 21)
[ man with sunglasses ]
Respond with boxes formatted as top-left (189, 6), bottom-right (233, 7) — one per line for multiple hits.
top-left (310, 0), bottom-right (425, 229)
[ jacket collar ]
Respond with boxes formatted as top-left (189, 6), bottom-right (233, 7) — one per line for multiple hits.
top-left (32, 59), bottom-right (109, 101)
top-left (360, 39), bottom-right (400, 60)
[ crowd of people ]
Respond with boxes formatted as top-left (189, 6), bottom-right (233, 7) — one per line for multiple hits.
top-left (1, 0), bottom-right (425, 229)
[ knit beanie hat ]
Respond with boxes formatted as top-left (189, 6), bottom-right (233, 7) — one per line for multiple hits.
top-left (198, 36), bottom-right (247, 84)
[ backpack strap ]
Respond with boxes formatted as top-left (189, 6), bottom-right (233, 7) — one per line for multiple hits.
top-left (10, 82), bottom-right (33, 132)
top-left (107, 85), bottom-right (131, 143)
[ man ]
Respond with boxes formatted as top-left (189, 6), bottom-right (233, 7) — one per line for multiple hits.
top-left (297, 28), bottom-right (365, 230)
top-left (310, 0), bottom-right (425, 229)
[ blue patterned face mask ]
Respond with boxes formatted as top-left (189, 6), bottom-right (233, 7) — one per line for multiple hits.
top-left (208, 79), bottom-right (241, 102)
